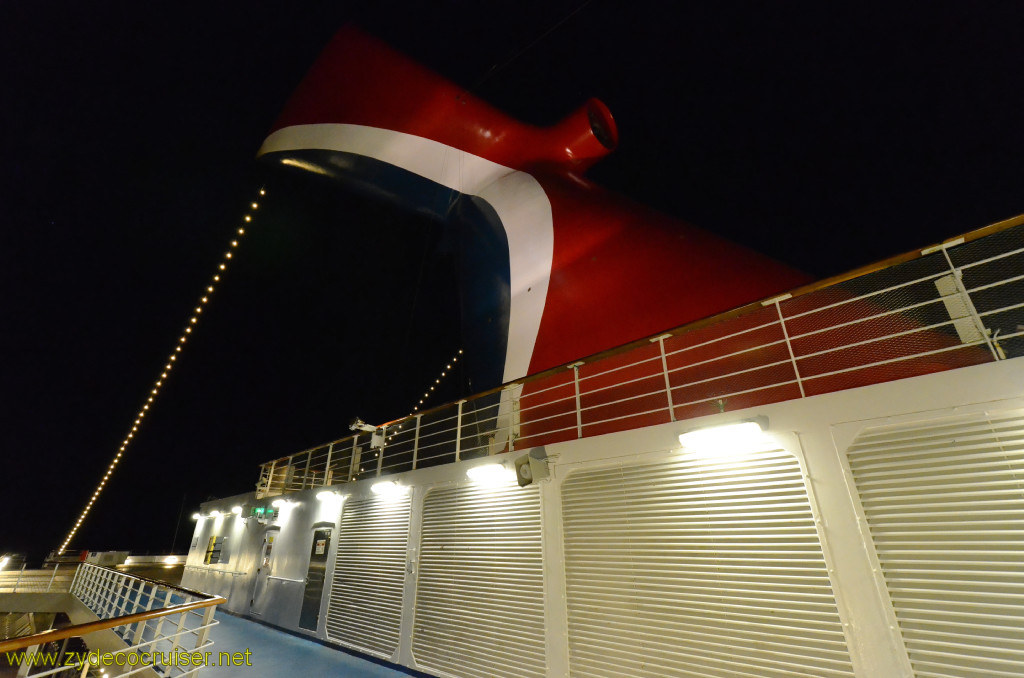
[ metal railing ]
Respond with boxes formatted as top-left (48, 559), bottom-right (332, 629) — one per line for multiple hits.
top-left (0, 563), bottom-right (226, 677)
top-left (0, 564), bottom-right (78, 593)
top-left (256, 214), bottom-right (1024, 497)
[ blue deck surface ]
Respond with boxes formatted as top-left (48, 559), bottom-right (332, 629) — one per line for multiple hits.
top-left (203, 611), bottom-right (411, 677)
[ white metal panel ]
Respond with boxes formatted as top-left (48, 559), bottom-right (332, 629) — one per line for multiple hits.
top-left (412, 481), bottom-right (545, 678)
top-left (846, 410), bottom-right (1024, 678)
top-left (561, 448), bottom-right (855, 678)
top-left (325, 494), bottom-right (411, 658)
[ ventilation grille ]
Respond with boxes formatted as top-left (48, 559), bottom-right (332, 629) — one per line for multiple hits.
top-left (325, 494), bottom-right (411, 659)
top-left (847, 411), bottom-right (1024, 678)
top-left (413, 481), bottom-right (545, 678)
top-left (561, 449), bottom-right (855, 678)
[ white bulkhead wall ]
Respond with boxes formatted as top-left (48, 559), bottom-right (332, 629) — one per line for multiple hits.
top-left (180, 357), bottom-right (1024, 678)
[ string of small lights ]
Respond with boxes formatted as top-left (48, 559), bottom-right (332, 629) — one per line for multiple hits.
top-left (57, 187), bottom-right (267, 554)
top-left (386, 348), bottom-right (464, 442)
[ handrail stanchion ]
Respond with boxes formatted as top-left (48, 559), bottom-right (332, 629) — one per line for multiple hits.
top-left (46, 563), bottom-right (59, 592)
top-left (651, 334), bottom-right (676, 422)
top-left (349, 435), bottom-right (359, 482)
top-left (412, 414), bottom-right (422, 470)
top-left (14, 563), bottom-right (25, 593)
top-left (303, 449), bottom-right (313, 490)
top-left (766, 294), bottom-right (806, 398)
top-left (195, 604), bottom-right (217, 650)
top-left (937, 244), bottom-right (1002, 361)
top-left (266, 459), bottom-right (277, 496)
top-left (571, 362), bottom-right (584, 437)
top-left (325, 442), bottom-right (334, 486)
top-left (455, 400), bottom-right (465, 461)
top-left (376, 426), bottom-right (386, 477)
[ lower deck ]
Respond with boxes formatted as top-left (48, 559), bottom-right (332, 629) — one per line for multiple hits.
top-left (204, 611), bottom-right (413, 678)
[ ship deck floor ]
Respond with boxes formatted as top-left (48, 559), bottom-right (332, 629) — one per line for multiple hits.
top-left (204, 610), bottom-right (414, 678)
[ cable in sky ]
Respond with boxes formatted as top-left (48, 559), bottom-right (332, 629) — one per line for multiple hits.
top-left (56, 187), bottom-right (268, 554)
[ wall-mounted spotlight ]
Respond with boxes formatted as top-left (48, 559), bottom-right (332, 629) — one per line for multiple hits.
top-left (163, 556), bottom-right (179, 565)
top-left (370, 480), bottom-right (407, 498)
top-left (467, 463), bottom-right (515, 486)
top-left (209, 510), bottom-right (222, 518)
top-left (191, 512), bottom-right (202, 520)
top-left (316, 490), bottom-right (342, 502)
top-left (231, 505), bottom-right (243, 516)
top-left (677, 416), bottom-right (772, 457)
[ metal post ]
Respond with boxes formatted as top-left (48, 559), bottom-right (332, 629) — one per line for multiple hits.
top-left (167, 608), bottom-right (189, 656)
top-left (324, 442), bottom-right (334, 485)
top-left (412, 415), bottom-right (422, 470)
top-left (571, 362), bottom-right (584, 438)
top-left (13, 563), bottom-right (25, 592)
top-left (69, 563), bottom-right (83, 597)
top-left (349, 435), bottom-right (359, 482)
top-left (150, 589), bottom-right (174, 646)
top-left (376, 426), bottom-right (386, 477)
top-left (302, 449), bottom-right (313, 490)
top-left (651, 335), bottom-right (676, 421)
top-left (46, 563), bottom-right (59, 592)
top-left (766, 295), bottom-right (806, 398)
top-left (265, 459), bottom-right (277, 496)
top-left (939, 246), bottom-right (1002, 361)
top-left (195, 605), bottom-right (217, 649)
top-left (455, 400), bottom-right (465, 461)
top-left (132, 582), bottom-right (158, 645)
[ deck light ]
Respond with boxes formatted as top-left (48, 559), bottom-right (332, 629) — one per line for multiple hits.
top-left (371, 480), bottom-right (406, 498)
top-left (678, 418), bottom-right (772, 457)
top-left (467, 463), bottom-right (515, 485)
top-left (316, 490), bottom-right (341, 502)
top-left (231, 505), bottom-right (243, 515)
top-left (163, 556), bottom-right (178, 565)
top-left (209, 510), bottom-right (222, 518)
top-left (191, 513), bottom-right (201, 520)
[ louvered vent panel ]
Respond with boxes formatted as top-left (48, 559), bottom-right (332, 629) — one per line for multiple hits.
top-left (325, 494), bottom-right (411, 659)
top-left (413, 481), bottom-right (545, 678)
top-left (562, 449), bottom-right (855, 678)
top-left (847, 411), bottom-right (1024, 678)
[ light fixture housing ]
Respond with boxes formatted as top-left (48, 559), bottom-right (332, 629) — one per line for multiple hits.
top-left (209, 510), bottom-right (222, 518)
top-left (163, 556), bottom-right (179, 565)
top-left (370, 480), bottom-right (406, 498)
top-left (467, 463), bottom-right (515, 485)
top-left (191, 512), bottom-right (201, 520)
top-left (316, 490), bottom-right (341, 502)
top-left (677, 417), bottom-right (773, 457)
top-left (231, 505), bottom-right (243, 515)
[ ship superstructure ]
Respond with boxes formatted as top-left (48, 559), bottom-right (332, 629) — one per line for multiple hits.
top-left (178, 27), bottom-right (1024, 678)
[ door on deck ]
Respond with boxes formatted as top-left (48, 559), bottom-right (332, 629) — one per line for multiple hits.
top-left (249, 527), bottom-right (279, 616)
top-left (298, 526), bottom-right (333, 631)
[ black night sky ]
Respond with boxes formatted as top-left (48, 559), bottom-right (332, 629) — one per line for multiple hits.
top-left (3, 2), bottom-right (1023, 562)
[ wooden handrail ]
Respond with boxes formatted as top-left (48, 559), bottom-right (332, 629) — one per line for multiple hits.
top-left (0, 594), bottom-right (226, 653)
